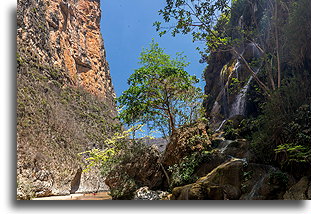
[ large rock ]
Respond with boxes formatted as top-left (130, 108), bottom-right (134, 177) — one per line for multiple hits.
top-left (240, 163), bottom-right (289, 200)
top-left (171, 159), bottom-right (245, 200)
top-left (105, 144), bottom-right (164, 199)
top-left (283, 177), bottom-right (310, 200)
top-left (133, 186), bottom-right (169, 200)
top-left (218, 139), bottom-right (253, 160)
top-left (162, 122), bottom-right (211, 167)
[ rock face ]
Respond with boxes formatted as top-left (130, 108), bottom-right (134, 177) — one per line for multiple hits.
top-left (105, 144), bottom-right (164, 200)
top-left (162, 122), bottom-right (211, 167)
top-left (161, 126), bottom-right (291, 200)
top-left (17, 0), bottom-right (116, 199)
top-left (17, 0), bottom-right (114, 100)
top-left (171, 159), bottom-right (245, 200)
top-left (204, 0), bottom-right (266, 126)
top-left (283, 177), bottom-right (311, 200)
top-left (169, 139), bottom-right (291, 200)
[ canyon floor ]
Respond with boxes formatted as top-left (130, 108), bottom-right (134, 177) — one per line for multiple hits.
top-left (32, 192), bottom-right (111, 200)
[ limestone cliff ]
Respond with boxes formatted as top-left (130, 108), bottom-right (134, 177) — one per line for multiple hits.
top-left (17, 0), bottom-right (114, 100)
top-left (17, 0), bottom-right (117, 199)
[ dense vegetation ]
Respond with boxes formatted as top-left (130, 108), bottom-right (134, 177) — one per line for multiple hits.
top-left (155, 0), bottom-right (311, 175)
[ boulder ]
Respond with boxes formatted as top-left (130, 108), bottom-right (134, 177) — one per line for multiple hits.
top-left (105, 144), bottom-right (164, 199)
top-left (220, 139), bottom-right (253, 160)
top-left (241, 164), bottom-right (289, 200)
top-left (171, 158), bottom-right (245, 200)
top-left (162, 122), bottom-right (211, 167)
top-left (133, 186), bottom-right (169, 200)
top-left (283, 176), bottom-right (310, 200)
top-left (193, 152), bottom-right (228, 178)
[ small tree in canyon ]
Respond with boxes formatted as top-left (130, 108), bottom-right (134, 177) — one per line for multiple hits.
top-left (118, 40), bottom-right (204, 138)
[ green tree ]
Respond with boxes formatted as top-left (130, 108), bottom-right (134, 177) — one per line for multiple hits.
top-left (117, 40), bottom-right (204, 137)
top-left (154, 0), bottom-right (292, 95)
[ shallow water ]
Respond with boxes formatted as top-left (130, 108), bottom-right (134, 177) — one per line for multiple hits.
top-left (32, 192), bottom-right (112, 200)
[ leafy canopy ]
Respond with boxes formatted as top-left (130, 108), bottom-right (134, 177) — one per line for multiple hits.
top-left (154, 0), bottom-right (231, 53)
top-left (117, 40), bottom-right (204, 137)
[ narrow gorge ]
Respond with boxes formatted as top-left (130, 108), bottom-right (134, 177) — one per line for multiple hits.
top-left (17, 0), bottom-right (311, 200)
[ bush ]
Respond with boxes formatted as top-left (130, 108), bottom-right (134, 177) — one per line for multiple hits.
top-left (168, 150), bottom-right (213, 189)
top-left (251, 73), bottom-right (311, 172)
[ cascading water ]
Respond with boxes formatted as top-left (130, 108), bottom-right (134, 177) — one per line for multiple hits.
top-left (215, 119), bottom-right (227, 132)
top-left (230, 73), bottom-right (252, 117)
top-left (229, 42), bottom-right (262, 118)
top-left (243, 164), bottom-right (277, 200)
top-left (230, 66), bottom-right (261, 118)
top-left (211, 42), bottom-right (263, 130)
top-left (234, 60), bottom-right (241, 79)
top-left (217, 140), bottom-right (234, 153)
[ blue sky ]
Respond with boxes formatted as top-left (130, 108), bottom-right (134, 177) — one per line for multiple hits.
top-left (100, 0), bottom-right (206, 97)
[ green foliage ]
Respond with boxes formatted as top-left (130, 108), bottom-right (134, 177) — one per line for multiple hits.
top-left (275, 144), bottom-right (310, 165)
top-left (155, 0), bottom-right (232, 55)
top-left (168, 142), bottom-right (214, 189)
top-left (251, 73), bottom-right (311, 170)
top-left (155, 0), bottom-right (266, 56)
top-left (222, 120), bottom-right (240, 140)
top-left (79, 125), bottom-right (146, 176)
top-left (229, 77), bottom-right (243, 95)
top-left (269, 171), bottom-right (288, 187)
top-left (168, 152), bottom-right (202, 189)
top-left (79, 124), bottom-right (161, 199)
top-left (221, 117), bottom-right (258, 140)
top-left (118, 40), bottom-right (205, 137)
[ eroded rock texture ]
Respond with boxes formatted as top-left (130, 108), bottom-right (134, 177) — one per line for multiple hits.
top-left (17, 0), bottom-right (114, 99)
top-left (17, 0), bottom-right (116, 199)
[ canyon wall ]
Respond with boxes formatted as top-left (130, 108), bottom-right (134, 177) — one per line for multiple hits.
top-left (17, 0), bottom-right (117, 199)
top-left (17, 0), bottom-right (114, 100)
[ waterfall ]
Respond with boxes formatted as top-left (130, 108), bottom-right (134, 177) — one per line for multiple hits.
top-left (229, 73), bottom-right (253, 117)
top-left (243, 164), bottom-right (276, 200)
top-left (228, 41), bottom-right (263, 118)
top-left (211, 42), bottom-right (262, 121)
top-left (234, 60), bottom-right (241, 79)
top-left (230, 65), bottom-right (260, 118)
top-left (215, 119), bottom-right (227, 132)
top-left (217, 140), bottom-right (234, 153)
top-left (245, 174), bottom-right (268, 200)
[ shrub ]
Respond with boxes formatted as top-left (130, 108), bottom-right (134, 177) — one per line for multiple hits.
top-left (251, 73), bottom-right (311, 172)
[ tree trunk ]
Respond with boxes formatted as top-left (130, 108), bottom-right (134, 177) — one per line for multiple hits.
top-left (233, 49), bottom-right (271, 96)
top-left (167, 105), bottom-right (175, 136)
top-left (275, 0), bottom-right (281, 88)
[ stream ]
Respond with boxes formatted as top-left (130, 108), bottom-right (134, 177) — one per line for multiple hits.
top-left (32, 192), bottom-right (112, 200)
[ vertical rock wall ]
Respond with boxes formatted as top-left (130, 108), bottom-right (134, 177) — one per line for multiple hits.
top-left (17, 0), bottom-right (114, 102)
top-left (17, 0), bottom-right (116, 199)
